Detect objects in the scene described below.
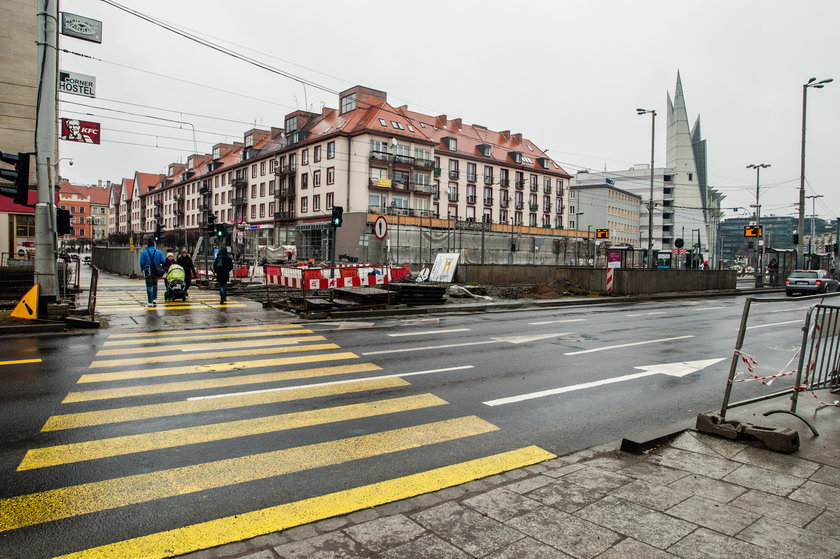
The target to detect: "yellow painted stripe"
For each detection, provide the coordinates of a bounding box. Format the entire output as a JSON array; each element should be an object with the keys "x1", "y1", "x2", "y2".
[
  {"x1": 107, "y1": 324, "x2": 301, "y2": 339},
  {"x1": 0, "y1": 359, "x2": 42, "y2": 366},
  {"x1": 21, "y1": 394, "x2": 447, "y2": 470},
  {"x1": 78, "y1": 353, "x2": 360, "y2": 384},
  {"x1": 103, "y1": 328, "x2": 311, "y2": 347},
  {"x1": 95, "y1": 335, "x2": 324, "y2": 356},
  {"x1": 51, "y1": 446, "x2": 554, "y2": 559},
  {"x1": 1, "y1": 416, "x2": 496, "y2": 532},
  {"x1": 65, "y1": 362, "x2": 381, "y2": 402},
  {"x1": 42, "y1": 377, "x2": 409, "y2": 431},
  {"x1": 89, "y1": 343, "x2": 342, "y2": 368}
]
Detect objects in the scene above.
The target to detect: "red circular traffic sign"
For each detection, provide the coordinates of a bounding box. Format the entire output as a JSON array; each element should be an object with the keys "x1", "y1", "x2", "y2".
[{"x1": 374, "y1": 216, "x2": 388, "y2": 239}]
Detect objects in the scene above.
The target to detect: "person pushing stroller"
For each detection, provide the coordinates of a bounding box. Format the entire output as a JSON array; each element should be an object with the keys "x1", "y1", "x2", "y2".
[{"x1": 163, "y1": 262, "x2": 188, "y2": 301}]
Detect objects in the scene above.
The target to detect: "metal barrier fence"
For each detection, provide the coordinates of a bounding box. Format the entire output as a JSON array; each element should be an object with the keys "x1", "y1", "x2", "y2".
[
  {"x1": 87, "y1": 265, "x2": 99, "y2": 319},
  {"x1": 720, "y1": 293, "x2": 840, "y2": 435}
]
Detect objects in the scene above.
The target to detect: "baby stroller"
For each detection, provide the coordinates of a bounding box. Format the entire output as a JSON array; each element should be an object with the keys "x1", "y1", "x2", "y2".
[{"x1": 164, "y1": 264, "x2": 188, "y2": 301}]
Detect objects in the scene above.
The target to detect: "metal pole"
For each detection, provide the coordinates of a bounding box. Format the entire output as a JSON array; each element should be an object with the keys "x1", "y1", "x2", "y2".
[
  {"x1": 480, "y1": 216, "x2": 485, "y2": 264},
  {"x1": 798, "y1": 84, "x2": 808, "y2": 270},
  {"x1": 648, "y1": 112, "x2": 656, "y2": 268},
  {"x1": 35, "y1": 0, "x2": 59, "y2": 301}
]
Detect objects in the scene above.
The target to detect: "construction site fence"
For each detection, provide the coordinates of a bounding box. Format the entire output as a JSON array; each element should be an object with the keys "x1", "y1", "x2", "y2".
[
  {"x1": 264, "y1": 264, "x2": 409, "y2": 290},
  {"x1": 720, "y1": 293, "x2": 840, "y2": 435}
]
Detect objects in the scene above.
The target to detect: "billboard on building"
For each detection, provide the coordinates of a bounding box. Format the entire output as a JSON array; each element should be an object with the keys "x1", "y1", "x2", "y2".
[
  {"x1": 60, "y1": 118, "x2": 100, "y2": 144},
  {"x1": 59, "y1": 71, "x2": 96, "y2": 98}
]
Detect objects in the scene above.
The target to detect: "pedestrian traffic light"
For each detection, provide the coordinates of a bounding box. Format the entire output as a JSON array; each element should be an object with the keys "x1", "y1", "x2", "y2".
[
  {"x1": 207, "y1": 213, "x2": 217, "y2": 228},
  {"x1": 0, "y1": 152, "x2": 32, "y2": 206},
  {"x1": 56, "y1": 208, "x2": 72, "y2": 235},
  {"x1": 792, "y1": 233, "x2": 799, "y2": 245},
  {"x1": 331, "y1": 206, "x2": 343, "y2": 227},
  {"x1": 215, "y1": 223, "x2": 225, "y2": 238},
  {"x1": 154, "y1": 223, "x2": 164, "y2": 242}
]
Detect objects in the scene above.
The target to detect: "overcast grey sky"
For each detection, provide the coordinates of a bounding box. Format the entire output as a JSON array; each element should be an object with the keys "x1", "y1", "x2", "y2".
[{"x1": 58, "y1": 0, "x2": 839, "y2": 223}]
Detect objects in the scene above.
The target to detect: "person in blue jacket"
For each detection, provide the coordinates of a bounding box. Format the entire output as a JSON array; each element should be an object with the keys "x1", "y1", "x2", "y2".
[{"x1": 139, "y1": 239, "x2": 166, "y2": 307}]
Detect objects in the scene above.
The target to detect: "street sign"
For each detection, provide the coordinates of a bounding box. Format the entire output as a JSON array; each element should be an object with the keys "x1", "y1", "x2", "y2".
[
  {"x1": 374, "y1": 216, "x2": 388, "y2": 239},
  {"x1": 744, "y1": 225, "x2": 763, "y2": 237},
  {"x1": 596, "y1": 229, "x2": 609, "y2": 239},
  {"x1": 59, "y1": 70, "x2": 96, "y2": 98},
  {"x1": 10, "y1": 284, "x2": 39, "y2": 320},
  {"x1": 60, "y1": 12, "x2": 103, "y2": 43}
]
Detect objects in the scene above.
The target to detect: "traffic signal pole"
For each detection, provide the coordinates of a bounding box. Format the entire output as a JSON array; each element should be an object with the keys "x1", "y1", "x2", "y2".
[{"x1": 35, "y1": 0, "x2": 59, "y2": 301}]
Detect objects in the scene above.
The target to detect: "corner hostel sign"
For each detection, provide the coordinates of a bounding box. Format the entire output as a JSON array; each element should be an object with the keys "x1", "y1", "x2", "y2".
[{"x1": 59, "y1": 71, "x2": 96, "y2": 98}]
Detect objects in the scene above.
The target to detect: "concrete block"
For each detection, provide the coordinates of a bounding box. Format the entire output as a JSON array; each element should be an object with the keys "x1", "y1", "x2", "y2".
[
  {"x1": 742, "y1": 424, "x2": 800, "y2": 453},
  {"x1": 695, "y1": 412, "x2": 740, "y2": 440}
]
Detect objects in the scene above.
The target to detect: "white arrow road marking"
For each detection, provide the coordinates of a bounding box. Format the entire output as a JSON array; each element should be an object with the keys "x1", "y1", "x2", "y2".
[
  {"x1": 564, "y1": 335, "x2": 694, "y2": 355},
  {"x1": 388, "y1": 328, "x2": 470, "y2": 337},
  {"x1": 624, "y1": 311, "x2": 666, "y2": 317},
  {"x1": 483, "y1": 358, "x2": 725, "y2": 406},
  {"x1": 363, "y1": 333, "x2": 572, "y2": 355},
  {"x1": 528, "y1": 318, "x2": 586, "y2": 326}
]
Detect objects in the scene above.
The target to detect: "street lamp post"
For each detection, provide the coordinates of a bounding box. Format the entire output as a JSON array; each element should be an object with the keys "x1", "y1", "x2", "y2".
[
  {"x1": 575, "y1": 212, "x2": 583, "y2": 266},
  {"x1": 587, "y1": 224, "x2": 593, "y2": 267},
  {"x1": 637, "y1": 108, "x2": 656, "y2": 269},
  {"x1": 798, "y1": 77, "x2": 833, "y2": 269},
  {"x1": 747, "y1": 163, "x2": 770, "y2": 287},
  {"x1": 805, "y1": 194, "x2": 824, "y2": 268}
]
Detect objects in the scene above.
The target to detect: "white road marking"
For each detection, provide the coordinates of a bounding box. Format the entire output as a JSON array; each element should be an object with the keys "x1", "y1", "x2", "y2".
[
  {"x1": 693, "y1": 306, "x2": 725, "y2": 311},
  {"x1": 363, "y1": 341, "x2": 494, "y2": 355},
  {"x1": 746, "y1": 319, "x2": 802, "y2": 330},
  {"x1": 188, "y1": 365, "x2": 475, "y2": 400},
  {"x1": 528, "y1": 318, "x2": 586, "y2": 325},
  {"x1": 484, "y1": 358, "x2": 724, "y2": 406},
  {"x1": 563, "y1": 335, "x2": 694, "y2": 356},
  {"x1": 624, "y1": 311, "x2": 666, "y2": 317},
  {"x1": 388, "y1": 328, "x2": 470, "y2": 337},
  {"x1": 769, "y1": 307, "x2": 813, "y2": 313}
]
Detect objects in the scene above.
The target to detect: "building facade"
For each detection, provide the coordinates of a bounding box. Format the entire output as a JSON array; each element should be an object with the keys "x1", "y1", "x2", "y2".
[{"x1": 567, "y1": 182, "x2": 641, "y2": 247}]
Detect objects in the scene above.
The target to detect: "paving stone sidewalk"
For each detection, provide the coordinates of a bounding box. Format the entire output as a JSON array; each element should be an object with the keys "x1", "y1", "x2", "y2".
[{"x1": 179, "y1": 406, "x2": 840, "y2": 559}]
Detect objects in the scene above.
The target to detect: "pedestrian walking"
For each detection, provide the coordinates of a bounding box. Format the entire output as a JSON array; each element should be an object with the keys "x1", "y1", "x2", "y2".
[
  {"x1": 213, "y1": 247, "x2": 234, "y2": 304},
  {"x1": 139, "y1": 239, "x2": 165, "y2": 307},
  {"x1": 177, "y1": 249, "x2": 198, "y2": 293},
  {"x1": 162, "y1": 252, "x2": 176, "y2": 273}
]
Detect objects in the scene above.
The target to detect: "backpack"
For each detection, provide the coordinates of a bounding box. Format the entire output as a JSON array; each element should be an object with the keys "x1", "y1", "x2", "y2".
[{"x1": 143, "y1": 248, "x2": 162, "y2": 278}]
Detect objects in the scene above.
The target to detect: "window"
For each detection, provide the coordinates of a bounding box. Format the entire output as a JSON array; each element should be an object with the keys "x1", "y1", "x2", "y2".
[
  {"x1": 466, "y1": 162, "x2": 477, "y2": 182},
  {"x1": 327, "y1": 141, "x2": 335, "y2": 159},
  {"x1": 260, "y1": 162, "x2": 266, "y2": 176},
  {"x1": 259, "y1": 203, "x2": 265, "y2": 218},
  {"x1": 391, "y1": 121, "x2": 404, "y2": 130},
  {"x1": 301, "y1": 173, "x2": 309, "y2": 189},
  {"x1": 340, "y1": 92, "x2": 356, "y2": 114},
  {"x1": 302, "y1": 149, "x2": 309, "y2": 165},
  {"x1": 444, "y1": 137, "x2": 457, "y2": 151},
  {"x1": 213, "y1": 146, "x2": 221, "y2": 159},
  {"x1": 448, "y1": 159, "x2": 459, "y2": 179},
  {"x1": 251, "y1": 206, "x2": 256, "y2": 219},
  {"x1": 371, "y1": 139, "x2": 389, "y2": 153},
  {"x1": 285, "y1": 116, "x2": 298, "y2": 131},
  {"x1": 260, "y1": 183, "x2": 265, "y2": 197},
  {"x1": 251, "y1": 184, "x2": 257, "y2": 198},
  {"x1": 314, "y1": 145, "x2": 322, "y2": 162},
  {"x1": 269, "y1": 180, "x2": 275, "y2": 195},
  {"x1": 252, "y1": 165, "x2": 257, "y2": 178},
  {"x1": 313, "y1": 195, "x2": 320, "y2": 211},
  {"x1": 378, "y1": 118, "x2": 387, "y2": 126},
  {"x1": 688, "y1": 173, "x2": 693, "y2": 181},
  {"x1": 327, "y1": 167, "x2": 335, "y2": 184},
  {"x1": 448, "y1": 182, "x2": 458, "y2": 202},
  {"x1": 301, "y1": 197, "x2": 308, "y2": 213},
  {"x1": 313, "y1": 170, "x2": 321, "y2": 187},
  {"x1": 326, "y1": 193, "x2": 334, "y2": 209}
]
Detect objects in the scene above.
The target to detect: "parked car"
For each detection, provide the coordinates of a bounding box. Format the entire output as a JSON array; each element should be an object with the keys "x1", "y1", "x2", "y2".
[{"x1": 785, "y1": 270, "x2": 839, "y2": 296}]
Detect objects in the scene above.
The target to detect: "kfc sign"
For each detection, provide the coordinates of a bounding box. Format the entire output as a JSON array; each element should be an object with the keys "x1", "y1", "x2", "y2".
[{"x1": 61, "y1": 118, "x2": 100, "y2": 144}]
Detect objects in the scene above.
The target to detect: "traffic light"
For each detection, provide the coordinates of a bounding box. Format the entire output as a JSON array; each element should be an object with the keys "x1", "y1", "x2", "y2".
[
  {"x1": 207, "y1": 213, "x2": 217, "y2": 228},
  {"x1": 792, "y1": 233, "x2": 799, "y2": 245},
  {"x1": 154, "y1": 223, "x2": 164, "y2": 242},
  {"x1": 56, "y1": 208, "x2": 72, "y2": 235},
  {"x1": 215, "y1": 223, "x2": 226, "y2": 238},
  {"x1": 331, "y1": 206, "x2": 343, "y2": 227},
  {"x1": 0, "y1": 152, "x2": 32, "y2": 205}
]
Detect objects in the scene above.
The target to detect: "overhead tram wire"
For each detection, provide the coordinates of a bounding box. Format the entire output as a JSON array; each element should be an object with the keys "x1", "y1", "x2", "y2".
[{"x1": 99, "y1": 0, "x2": 340, "y2": 96}]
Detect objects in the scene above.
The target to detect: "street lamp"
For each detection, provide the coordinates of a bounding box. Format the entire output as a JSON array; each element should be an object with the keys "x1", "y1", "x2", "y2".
[
  {"x1": 637, "y1": 108, "x2": 656, "y2": 268},
  {"x1": 798, "y1": 77, "x2": 832, "y2": 268},
  {"x1": 747, "y1": 163, "x2": 770, "y2": 287}
]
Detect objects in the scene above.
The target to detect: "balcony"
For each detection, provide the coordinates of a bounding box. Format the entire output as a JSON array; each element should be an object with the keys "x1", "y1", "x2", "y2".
[
  {"x1": 231, "y1": 196, "x2": 247, "y2": 205},
  {"x1": 530, "y1": 184, "x2": 539, "y2": 192},
  {"x1": 274, "y1": 211, "x2": 295, "y2": 222},
  {"x1": 154, "y1": 200, "x2": 162, "y2": 207},
  {"x1": 530, "y1": 204, "x2": 539, "y2": 211},
  {"x1": 199, "y1": 186, "x2": 211, "y2": 195},
  {"x1": 466, "y1": 195, "x2": 476, "y2": 204},
  {"x1": 556, "y1": 204, "x2": 565, "y2": 215},
  {"x1": 231, "y1": 177, "x2": 248, "y2": 188},
  {"x1": 500, "y1": 199, "x2": 509, "y2": 208},
  {"x1": 411, "y1": 182, "x2": 433, "y2": 194},
  {"x1": 433, "y1": 167, "x2": 442, "y2": 176},
  {"x1": 369, "y1": 177, "x2": 393, "y2": 190},
  {"x1": 174, "y1": 208, "x2": 184, "y2": 217},
  {"x1": 198, "y1": 203, "x2": 210, "y2": 212},
  {"x1": 483, "y1": 198, "x2": 494, "y2": 206},
  {"x1": 275, "y1": 187, "x2": 296, "y2": 197},
  {"x1": 556, "y1": 188, "x2": 565, "y2": 197},
  {"x1": 515, "y1": 180, "x2": 524, "y2": 190},
  {"x1": 415, "y1": 158, "x2": 435, "y2": 169},
  {"x1": 500, "y1": 178, "x2": 510, "y2": 187},
  {"x1": 515, "y1": 202, "x2": 524, "y2": 210},
  {"x1": 484, "y1": 176, "x2": 494, "y2": 186},
  {"x1": 448, "y1": 170, "x2": 460, "y2": 180},
  {"x1": 392, "y1": 181, "x2": 410, "y2": 191},
  {"x1": 466, "y1": 174, "x2": 477, "y2": 183},
  {"x1": 543, "y1": 203, "x2": 551, "y2": 213},
  {"x1": 275, "y1": 165, "x2": 296, "y2": 176},
  {"x1": 393, "y1": 154, "x2": 415, "y2": 166},
  {"x1": 448, "y1": 194, "x2": 459, "y2": 203},
  {"x1": 543, "y1": 185, "x2": 552, "y2": 194},
  {"x1": 369, "y1": 150, "x2": 393, "y2": 163}
]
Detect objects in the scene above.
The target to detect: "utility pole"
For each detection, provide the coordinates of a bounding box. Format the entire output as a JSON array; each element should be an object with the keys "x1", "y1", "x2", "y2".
[
  {"x1": 637, "y1": 108, "x2": 656, "y2": 268},
  {"x1": 805, "y1": 194, "x2": 823, "y2": 268},
  {"x1": 747, "y1": 164, "x2": 770, "y2": 287},
  {"x1": 35, "y1": 0, "x2": 59, "y2": 305}
]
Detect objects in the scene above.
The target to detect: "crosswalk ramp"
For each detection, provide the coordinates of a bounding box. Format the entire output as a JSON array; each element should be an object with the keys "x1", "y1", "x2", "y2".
[{"x1": 0, "y1": 324, "x2": 553, "y2": 559}]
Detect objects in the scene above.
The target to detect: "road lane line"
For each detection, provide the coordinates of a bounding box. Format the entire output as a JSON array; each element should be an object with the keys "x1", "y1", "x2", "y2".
[
  {"x1": 484, "y1": 371, "x2": 656, "y2": 406},
  {"x1": 21, "y1": 394, "x2": 448, "y2": 470},
  {"x1": 89, "y1": 343, "x2": 342, "y2": 368},
  {"x1": 78, "y1": 353, "x2": 361, "y2": 384},
  {"x1": 95, "y1": 335, "x2": 325, "y2": 356},
  {"x1": 387, "y1": 328, "x2": 470, "y2": 337},
  {"x1": 363, "y1": 340, "x2": 494, "y2": 355},
  {"x1": 623, "y1": 311, "x2": 666, "y2": 317},
  {"x1": 746, "y1": 319, "x2": 802, "y2": 330},
  {"x1": 107, "y1": 324, "x2": 301, "y2": 339},
  {"x1": 65, "y1": 363, "x2": 382, "y2": 403},
  {"x1": 0, "y1": 359, "x2": 42, "y2": 366},
  {"x1": 528, "y1": 318, "x2": 585, "y2": 325},
  {"x1": 42, "y1": 377, "x2": 409, "y2": 431},
  {"x1": 693, "y1": 306, "x2": 725, "y2": 310},
  {"x1": 188, "y1": 366, "x2": 475, "y2": 401},
  {"x1": 103, "y1": 328, "x2": 312, "y2": 346},
  {"x1": 563, "y1": 335, "x2": 694, "y2": 355},
  {"x1": 50, "y1": 446, "x2": 554, "y2": 559},
  {"x1": 1, "y1": 417, "x2": 497, "y2": 532}
]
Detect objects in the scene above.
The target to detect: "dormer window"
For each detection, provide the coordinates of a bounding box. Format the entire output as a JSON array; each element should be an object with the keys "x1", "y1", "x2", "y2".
[
  {"x1": 285, "y1": 116, "x2": 298, "y2": 132},
  {"x1": 536, "y1": 157, "x2": 549, "y2": 169},
  {"x1": 477, "y1": 144, "x2": 491, "y2": 157},
  {"x1": 244, "y1": 134, "x2": 253, "y2": 148},
  {"x1": 443, "y1": 137, "x2": 457, "y2": 151},
  {"x1": 509, "y1": 151, "x2": 523, "y2": 164},
  {"x1": 340, "y1": 92, "x2": 357, "y2": 114},
  {"x1": 213, "y1": 146, "x2": 221, "y2": 159}
]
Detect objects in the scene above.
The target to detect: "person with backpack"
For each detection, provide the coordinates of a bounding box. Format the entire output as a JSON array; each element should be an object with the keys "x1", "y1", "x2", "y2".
[
  {"x1": 139, "y1": 239, "x2": 166, "y2": 308},
  {"x1": 213, "y1": 247, "x2": 234, "y2": 304}
]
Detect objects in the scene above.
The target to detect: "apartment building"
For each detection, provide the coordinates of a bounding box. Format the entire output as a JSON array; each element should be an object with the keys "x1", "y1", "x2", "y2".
[{"x1": 568, "y1": 182, "x2": 641, "y2": 247}]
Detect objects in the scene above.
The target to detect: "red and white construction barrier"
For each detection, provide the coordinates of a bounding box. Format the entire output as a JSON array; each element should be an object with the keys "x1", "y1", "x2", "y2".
[
  {"x1": 264, "y1": 265, "x2": 409, "y2": 291},
  {"x1": 606, "y1": 268, "x2": 614, "y2": 294}
]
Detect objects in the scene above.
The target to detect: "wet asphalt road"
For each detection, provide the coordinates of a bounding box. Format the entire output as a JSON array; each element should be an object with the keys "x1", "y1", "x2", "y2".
[{"x1": 0, "y1": 283, "x2": 819, "y2": 558}]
